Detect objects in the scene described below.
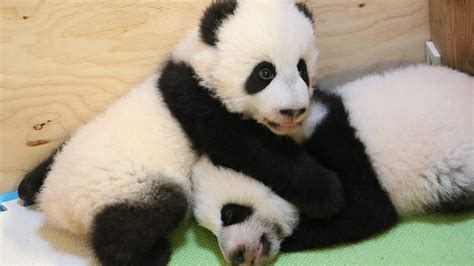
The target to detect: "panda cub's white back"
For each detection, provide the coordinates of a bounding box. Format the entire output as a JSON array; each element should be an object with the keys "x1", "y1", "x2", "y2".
[{"x1": 339, "y1": 65, "x2": 474, "y2": 215}]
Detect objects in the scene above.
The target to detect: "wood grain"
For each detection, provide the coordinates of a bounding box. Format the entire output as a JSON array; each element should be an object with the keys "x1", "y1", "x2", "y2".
[
  {"x1": 310, "y1": 0, "x2": 430, "y2": 87},
  {"x1": 430, "y1": 0, "x2": 473, "y2": 74},
  {"x1": 0, "y1": 0, "x2": 430, "y2": 192}
]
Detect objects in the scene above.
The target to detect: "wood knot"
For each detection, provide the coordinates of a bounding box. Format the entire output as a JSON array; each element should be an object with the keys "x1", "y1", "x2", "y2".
[
  {"x1": 358, "y1": 3, "x2": 365, "y2": 8},
  {"x1": 26, "y1": 140, "x2": 50, "y2": 147},
  {"x1": 22, "y1": 16, "x2": 29, "y2": 20},
  {"x1": 33, "y1": 120, "x2": 52, "y2": 130},
  {"x1": 33, "y1": 123, "x2": 44, "y2": 130}
]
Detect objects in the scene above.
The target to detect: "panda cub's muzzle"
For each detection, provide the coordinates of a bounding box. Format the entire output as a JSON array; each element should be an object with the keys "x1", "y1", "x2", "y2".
[
  {"x1": 264, "y1": 107, "x2": 307, "y2": 131},
  {"x1": 219, "y1": 203, "x2": 285, "y2": 266},
  {"x1": 230, "y1": 233, "x2": 271, "y2": 266}
]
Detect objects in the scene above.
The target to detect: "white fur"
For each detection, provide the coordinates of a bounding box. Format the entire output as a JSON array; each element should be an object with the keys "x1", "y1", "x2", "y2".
[
  {"x1": 338, "y1": 64, "x2": 474, "y2": 215},
  {"x1": 301, "y1": 100, "x2": 329, "y2": 138},
  {"x1": 192, "y1": 157, "x2": 298, "y2": 237},
  {"x1": 38, "y1": 75, "x2": 197, "y2": 234}
]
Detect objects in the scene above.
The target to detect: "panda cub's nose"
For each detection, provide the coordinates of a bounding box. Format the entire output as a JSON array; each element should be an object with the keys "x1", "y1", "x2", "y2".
[
  {"x1": 279, "y1": 108, "x2": 306, "y2": 118},
  {"x1": 231, "y1": 247, "x2": 246, "y2": 265}
]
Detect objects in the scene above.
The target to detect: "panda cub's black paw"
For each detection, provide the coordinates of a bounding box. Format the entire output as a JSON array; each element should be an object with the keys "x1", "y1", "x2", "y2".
[
  {"x1": 18, "y1": 175, "x2": 40, "y2": 206},
  {"x1": 299, "y1": 171, "x2": 345, "y2": 219}
]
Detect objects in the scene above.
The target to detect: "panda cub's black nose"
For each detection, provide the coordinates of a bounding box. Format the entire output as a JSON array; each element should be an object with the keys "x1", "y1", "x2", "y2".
[
  {"x1": 231, "y1": 248, "x2": 246, "y2": 265},
  {"x1": 279, "y1": 108, "x2": 306, "y2": 118}
]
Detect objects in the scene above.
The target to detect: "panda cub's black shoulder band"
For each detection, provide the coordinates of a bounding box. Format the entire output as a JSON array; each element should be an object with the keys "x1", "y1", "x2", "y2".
[
  {"x1": 295, "y1": 3, "x2": 314, "y2": 24},
  {"x1": 200, "y1": 0, "x2": 238, "y2": 46}
]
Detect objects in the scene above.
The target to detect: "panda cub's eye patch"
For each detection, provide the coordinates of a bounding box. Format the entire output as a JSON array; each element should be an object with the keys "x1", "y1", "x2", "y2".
[
  {"x1": 221, "y1": 203, "x2": 254, "y2": 226},
  {"x1": 297, "y1": 59, "x2": 309, "y2": 86},
  {"x1": 245, "y1": 61, "x2": 276, "y2": 94}
]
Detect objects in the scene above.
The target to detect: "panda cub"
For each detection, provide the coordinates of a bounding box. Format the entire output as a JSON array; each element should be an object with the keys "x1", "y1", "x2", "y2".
[
  {"x1": 192, "y1": 65, "x2": 474, "y2": 265},
  {"x1": 18, "y1": 1, "x2": 344, "y2": 265}
]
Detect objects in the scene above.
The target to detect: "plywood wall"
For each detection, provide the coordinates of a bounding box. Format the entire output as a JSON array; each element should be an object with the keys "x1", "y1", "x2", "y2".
[
  {"x1": 430, "y1": 0, "x2": 474, "y2": 74},
  {"x1": 0, "y1": 0, "x2": 430, "y2": 192}
]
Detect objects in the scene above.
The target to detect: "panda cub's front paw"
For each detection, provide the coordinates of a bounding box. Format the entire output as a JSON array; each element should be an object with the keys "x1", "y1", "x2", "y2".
[
  {"x1": 298, "y1": 171, "x2": 345, "y2": 219},
  {"x1": 18, "y1": 176, "x2": 38, "y2": 206}
]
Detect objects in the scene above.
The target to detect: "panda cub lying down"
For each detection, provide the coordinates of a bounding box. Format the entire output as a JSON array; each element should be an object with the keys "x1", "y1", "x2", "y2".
[
  {"x1": 192, "y1": 65, "x2": 474, "y2": 265},
  {"x1": 19, "y1": 1, "x2": 344, "y2": 265}
]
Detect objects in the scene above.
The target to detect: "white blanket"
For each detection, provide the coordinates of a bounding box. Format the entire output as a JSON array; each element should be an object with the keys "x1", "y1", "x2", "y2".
[{"x1": 0, "y1": 200, "x2": 97, "y2": 265}]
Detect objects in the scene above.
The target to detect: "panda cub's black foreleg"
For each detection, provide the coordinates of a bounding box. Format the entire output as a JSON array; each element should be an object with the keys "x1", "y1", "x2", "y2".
[
  {"x1": 159, "y1": 61, "x2": 345, "y2": 220},
  {"x1": 91, "y1": 181, "x2": 188, "y2": 266},
  {"x1": 281, "y1": 185, "x2": 399, "y2": 251},
  {"x1": 18, "y1": 150, "x2": 59, "y2": 206}
]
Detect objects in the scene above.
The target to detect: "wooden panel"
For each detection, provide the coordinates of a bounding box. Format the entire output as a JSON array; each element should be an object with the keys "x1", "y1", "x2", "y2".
[
  {"x1": 0, "y1": 0, "x2": 212, "y2": 192},
  {"x1": 309, "y1": 0, "x2": 430, "y2": 87},
  {"x1": 0, "y1": 0, "x2": 430, "y2": 192},
  {"x1": 430, "y1": 0, "x2": 474, "y2": 74}
]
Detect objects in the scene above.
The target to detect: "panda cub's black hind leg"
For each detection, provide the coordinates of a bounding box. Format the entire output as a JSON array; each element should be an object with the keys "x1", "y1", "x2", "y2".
[
  {"x1": 18, "y1": 151, "x2": 58, "y2": 206},
  {"x1": 91, "y1": 181, "x2": 189, "y2": 266}
]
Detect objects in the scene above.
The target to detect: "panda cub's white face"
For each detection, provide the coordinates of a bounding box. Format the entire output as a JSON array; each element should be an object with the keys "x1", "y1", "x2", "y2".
[
  {"x1": 176, "y1": 0, "x2": 318, "y2": 136},
  {"x1": 192, "y1": 157, "x2": 299, "y2": 265},
  {"x1": 212, "y1": 0, "x2": 318, "y2": 135}
]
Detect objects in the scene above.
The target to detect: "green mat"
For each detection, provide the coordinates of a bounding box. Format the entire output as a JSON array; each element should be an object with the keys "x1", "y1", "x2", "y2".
[{"x1": 169, "y1": 212, "x2": 474, "y2": 265}]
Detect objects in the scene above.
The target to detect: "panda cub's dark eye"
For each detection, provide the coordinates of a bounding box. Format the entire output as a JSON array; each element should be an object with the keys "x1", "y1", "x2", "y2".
[
  {"x1": 221, "y1": 203, "x2": 254, "y2": 226},
  {"x1": 245, "y1": 61, "x2": 276, "y2": 94},
  {"x1": 224, "y1": 209, "x2": 233, "y2": 223},
  {"x1": 259, "y1": 68, "x2": 274, "y2": 80},
  {"x1": 297, "y1": 59, "x2": 309, "y2": 86}
]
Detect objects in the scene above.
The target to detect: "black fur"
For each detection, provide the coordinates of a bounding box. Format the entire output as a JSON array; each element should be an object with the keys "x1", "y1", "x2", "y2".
[
  {"x1": 281, "y1": 89, "x2": 399, "y2": 251},
  {"x1": 297, "y1": 59, "x2": 309, "y2": 86},
  {"x1": 221, "y1": 203, "x2": 254, "y2": 226},
  {"x1": 436, "y1": 193, "x2": 474, "y2": 213},
  {"x1": 18, "y1": 148, "x2": 59, "y2": 206},
  {"x1": 245, "y1": 61, "x2": 276, "y2": 94},
  {"x1": 200, "y1": 0, "x2": 238, "y2": 46},
  {"x1": 295, "y1": 3, "x2": 314, "y2": 24},
  {"x1": 91, "y1": 181, "x2": 188, "y2": 266},
  {"x1": 158, "y1": 60, "x2": 344, "y2": 219}
]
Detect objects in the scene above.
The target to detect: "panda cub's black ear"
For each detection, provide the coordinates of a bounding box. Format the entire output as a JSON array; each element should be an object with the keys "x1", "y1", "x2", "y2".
[
  {"x1": 295, "y1": 2, "x2": 315, "y2": 24},
  {"x1": 200, "y1": 0, "x2": 238, "y2": 46}
]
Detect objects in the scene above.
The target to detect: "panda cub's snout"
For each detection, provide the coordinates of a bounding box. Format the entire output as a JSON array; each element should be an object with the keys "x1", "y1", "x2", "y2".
[
  {"x1": 219, "y1": 204, "x2": 283, "y2": 265},
  {"x1": 279, "y1": 107, "x2": 307, "y2": 119},
  {"x1": 229, "y1": 233, "x2": 271, "y2": 266}
]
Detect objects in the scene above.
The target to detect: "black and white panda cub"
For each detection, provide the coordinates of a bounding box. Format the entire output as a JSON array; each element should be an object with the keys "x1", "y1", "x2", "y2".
[
  {"x1": 192, "y1": 65, "x2": 474, "y2": 265},
  {"x1": 18, "y1": 0, "x2": 344, "y2": 265}
]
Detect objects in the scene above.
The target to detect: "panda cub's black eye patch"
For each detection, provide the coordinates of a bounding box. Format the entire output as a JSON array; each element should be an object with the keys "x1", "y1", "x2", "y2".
[
  {"x1": 221, "y1": 203, "x2": 254, "y2": 226},
  {"x1": 245, "y1": 61, "x2": 276, "y2": 94},
  {"x1": 297, "y1": 59, "x2": 309, "y2": 86}
]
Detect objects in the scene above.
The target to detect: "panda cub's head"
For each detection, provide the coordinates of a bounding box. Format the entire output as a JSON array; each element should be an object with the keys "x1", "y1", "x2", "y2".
[
  {"x1": 174, "y1": 0, "x2": 318, "y2": 135},
  {"x1": 192, "y1": 157, "x2": 299, "y2": 265}
]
